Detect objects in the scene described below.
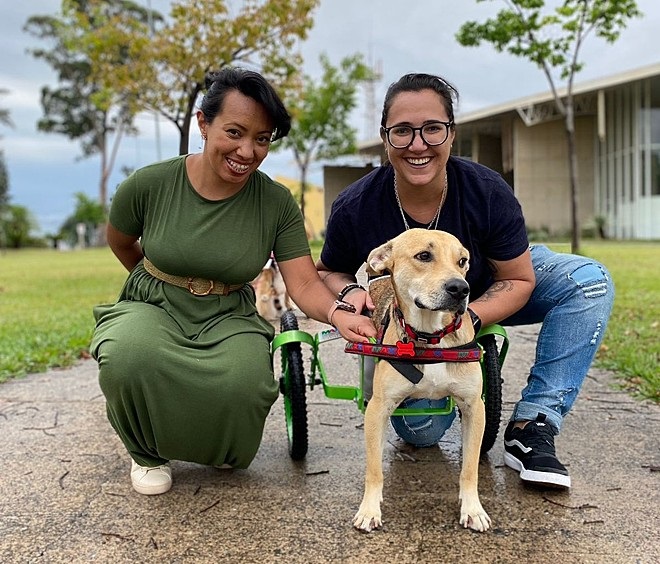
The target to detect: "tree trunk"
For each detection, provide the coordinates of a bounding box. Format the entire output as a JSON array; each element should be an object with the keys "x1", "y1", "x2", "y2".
[
  {"x1": 179, "y1": 119, "x2": 189, "y2": 156},
  {"x1": 97, "y1": 134, "x2": 109, "y2": 247},
  {"x1": 179, "y1": 85, "x2": 203, "y2": 156},
  {"x1": 565, "y1": 100, "x2": 580, "y2": 255},
  {"x1": 299, "y1": 165, "x2": 307, "y2": 220},
  {"x1": 99, "y1": 135, "x2": 108, "y2": 212}
]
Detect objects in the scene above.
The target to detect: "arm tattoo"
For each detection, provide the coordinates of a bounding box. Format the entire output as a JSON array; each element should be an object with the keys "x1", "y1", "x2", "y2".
[{"x1": 474, "y1": 280, "x2": 515, "y2": 303}]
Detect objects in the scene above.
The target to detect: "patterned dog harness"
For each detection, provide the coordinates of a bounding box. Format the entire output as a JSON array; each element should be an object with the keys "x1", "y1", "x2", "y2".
[{"x1": 345, "y1": 307, "x2": 482, "y2": 384}]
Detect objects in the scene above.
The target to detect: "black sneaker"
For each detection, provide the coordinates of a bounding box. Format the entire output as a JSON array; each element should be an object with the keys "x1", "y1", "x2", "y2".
[{"x1": 504, "y1": 414, "x2": 571, "y2": 488}]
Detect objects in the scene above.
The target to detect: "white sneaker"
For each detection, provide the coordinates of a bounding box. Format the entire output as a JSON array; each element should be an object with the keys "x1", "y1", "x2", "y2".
[{"x1": 130, "y1": 460, "x2": 172, "y2": 495}]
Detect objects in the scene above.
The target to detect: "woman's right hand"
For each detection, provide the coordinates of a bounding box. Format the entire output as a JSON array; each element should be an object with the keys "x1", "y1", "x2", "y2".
[{"x1": 343, "y1": 287, "x2": 372, "y2": 316}]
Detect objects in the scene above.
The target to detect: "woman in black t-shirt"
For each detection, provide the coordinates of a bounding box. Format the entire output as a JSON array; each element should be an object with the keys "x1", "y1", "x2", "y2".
[{"x1": 318, "y1": 73, "x2": 615, "y2": 490}]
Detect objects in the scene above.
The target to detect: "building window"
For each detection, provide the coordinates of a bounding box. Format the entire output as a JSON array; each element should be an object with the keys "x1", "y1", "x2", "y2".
[
  {"x1": 651, "y1": 147, "x2": 660, "y2": 196},
  {"x1": 640, "y1": 106, "x2": 660, "y2": 196},
  {"x1": 651, "y1": 108, "x2": 660, "y2": 196}
]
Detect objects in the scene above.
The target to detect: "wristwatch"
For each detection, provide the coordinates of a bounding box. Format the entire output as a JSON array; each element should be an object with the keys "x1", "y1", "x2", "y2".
[{"x1": 327, "y1": 299, "x2": 357, "y2": 326}]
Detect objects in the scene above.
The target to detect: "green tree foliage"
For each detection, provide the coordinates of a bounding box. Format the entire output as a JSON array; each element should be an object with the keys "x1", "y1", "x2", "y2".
[
  {"x1": 456, "y1": 0, "x2": 641, "y2": 253},
  {"x1": 58, "y1": 192, "x2": 107, "y2": 247},
  {"x1": 83, "y1": 0, "x2": 320, "y2": 155},
  {"x1": 0, "y1": 151, "x2": 9, "y2": 248},
  {"x1": 0, "y1": 88, "x2": 12, "y2": 131},
  {"x1": 278, "y1": 53, "x2": 372, "y2": 218},
  {"x1": 0, "y1": 89, "x2": 12, "y2": 247},
  {"x1": 23, "y1": 0, "x2": 157, "y2": 211},
  {"x1": 0, "y1": 150, "x2": 8, "y2": 210},
  {"x1": 2, "y1": 205, "x2": 37, "y2": 249},
  {"x1": 0, "y1": 88, "x2": 12, "y2": 207}
]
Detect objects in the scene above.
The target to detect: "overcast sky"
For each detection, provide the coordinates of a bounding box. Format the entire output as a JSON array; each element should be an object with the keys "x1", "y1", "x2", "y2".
[{"x1": 2, "y1": 0, "x2": 659, "y2": 235}]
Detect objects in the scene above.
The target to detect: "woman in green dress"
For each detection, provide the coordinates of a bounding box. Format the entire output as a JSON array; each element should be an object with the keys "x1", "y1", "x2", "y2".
[{"x1": 91, "y1": 68, "x2": 375, "y2": 495}]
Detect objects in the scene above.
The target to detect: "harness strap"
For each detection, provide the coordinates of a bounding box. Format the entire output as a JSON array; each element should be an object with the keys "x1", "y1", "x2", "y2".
[
  {"x1": 388, "y1": 360, "x2": 424, "y2": 384},
  {"x1": 344, "y1": 340, "x2": 482, "y2": 362},
  {"x1": 354, "y1": 286, "x2": 480, "y2": 384}
]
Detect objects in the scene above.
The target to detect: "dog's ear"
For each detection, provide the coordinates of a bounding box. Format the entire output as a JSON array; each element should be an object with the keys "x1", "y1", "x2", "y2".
[{"x1": 366, "y1": 241, "x2": 393, "y2": 275}]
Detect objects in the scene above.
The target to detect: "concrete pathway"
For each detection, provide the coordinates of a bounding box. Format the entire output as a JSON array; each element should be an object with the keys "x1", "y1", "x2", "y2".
[{"x1": 1, "y1": 318, "x2": 659, "y2": 563}]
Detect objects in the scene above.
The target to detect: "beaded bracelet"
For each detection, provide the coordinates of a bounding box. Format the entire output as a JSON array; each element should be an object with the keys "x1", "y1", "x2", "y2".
[{"x1": 337, "y1": 283, "x2": 366, "y2": 301}]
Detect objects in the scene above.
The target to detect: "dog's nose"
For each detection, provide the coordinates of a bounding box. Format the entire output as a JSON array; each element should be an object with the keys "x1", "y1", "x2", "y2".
[{"x1": 445, "y1": 278, "x2": 470, "y2": 300}]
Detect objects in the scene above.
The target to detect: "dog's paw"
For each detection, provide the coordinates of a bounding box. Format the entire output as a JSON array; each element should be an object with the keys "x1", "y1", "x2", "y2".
[
  {"x1": 459, "y1": 504, "x2": 491, "y2": 533},
  {"x1": 353, "y1": 507, "x2": 382, "y2": 533}
]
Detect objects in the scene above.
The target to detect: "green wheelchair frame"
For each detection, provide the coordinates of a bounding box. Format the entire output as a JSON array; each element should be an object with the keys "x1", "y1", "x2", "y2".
[{"x1": 272, "y1": 310, "x2": 509, "y2": 461}]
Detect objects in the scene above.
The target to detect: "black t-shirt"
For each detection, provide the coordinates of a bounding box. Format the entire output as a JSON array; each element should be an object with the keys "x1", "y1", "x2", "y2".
[{"x1": 320, "y1": 156, "x2": 529, "y2": 300}]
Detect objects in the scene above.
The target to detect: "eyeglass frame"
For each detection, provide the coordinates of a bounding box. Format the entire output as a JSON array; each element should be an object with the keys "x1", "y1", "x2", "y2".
[{"x1": 381, "y1": 120, "x2": 454, "y2": 149}]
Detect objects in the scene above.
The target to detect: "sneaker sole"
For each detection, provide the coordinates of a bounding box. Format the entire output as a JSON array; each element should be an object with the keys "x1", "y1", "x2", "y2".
[
  {"x1": 131, "y1": 479, "x2": 172, "y2": 495},
  {"x1": 130, "y1": 462, "x2": 173, "y2": 495},
  {"x1": 504, "y1": 452, "x2": 571, "y2": 488}
]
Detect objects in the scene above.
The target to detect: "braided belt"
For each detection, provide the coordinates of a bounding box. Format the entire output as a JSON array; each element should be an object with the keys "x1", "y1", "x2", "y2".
[{"x1": 143, "y1": 258, "x2": 244, "y2": 296}]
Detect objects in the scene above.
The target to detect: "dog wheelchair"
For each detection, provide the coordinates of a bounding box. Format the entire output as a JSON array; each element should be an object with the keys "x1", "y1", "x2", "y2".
[{"x1": 272, "y1": 310, "x2": 509, "y2": 461}]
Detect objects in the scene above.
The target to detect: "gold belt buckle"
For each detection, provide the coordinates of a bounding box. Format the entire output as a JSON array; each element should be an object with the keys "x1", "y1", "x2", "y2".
[{"x1": 187, "y1": 277, "x2": 214, "y2": 296}]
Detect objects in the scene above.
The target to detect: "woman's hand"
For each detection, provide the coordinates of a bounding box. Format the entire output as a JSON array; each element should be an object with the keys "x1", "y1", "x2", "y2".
[
  {"x1": 279, "y1": 256, "x2": 376, "y2": 341},
  {"x1": 341, "y1": 287, "x2": 372, "y2": 316},
  {"x1": 330, "y1": 309, "x2": 376, "y2": 342}
]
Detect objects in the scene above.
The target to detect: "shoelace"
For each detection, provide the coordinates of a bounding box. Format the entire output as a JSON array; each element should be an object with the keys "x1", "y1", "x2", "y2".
[{"x1": 517, "y1": 423, "x2": 556, "y2": 454}]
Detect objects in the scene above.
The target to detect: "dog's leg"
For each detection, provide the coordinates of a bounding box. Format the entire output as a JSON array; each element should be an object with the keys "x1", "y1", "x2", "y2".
[
  {"x1": 455, "y1": 392, "x2": 491, "y2": 532},
  {"x1": 353, "y1": 397, "x2": 391, "y2": 532}
]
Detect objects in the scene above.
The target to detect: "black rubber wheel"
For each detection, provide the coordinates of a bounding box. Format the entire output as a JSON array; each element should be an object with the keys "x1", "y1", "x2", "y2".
[
  {"x1": 279, "y1": 311, "x2": 308, "y2": 460},
  {"x1": 478, "y1": 334, "x2": 503, "y2": 455}
]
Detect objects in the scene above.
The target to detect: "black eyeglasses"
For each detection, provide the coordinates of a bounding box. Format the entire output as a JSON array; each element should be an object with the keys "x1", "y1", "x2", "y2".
[{"x1": 382, "y1": 120, "x2": 453, "y2": 149}]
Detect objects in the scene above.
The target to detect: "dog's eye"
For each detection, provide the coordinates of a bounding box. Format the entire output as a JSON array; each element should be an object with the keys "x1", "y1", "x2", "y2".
[
  {"x1": 415, "y1": 251, "x2": 432, "y2": 262},
  {"x1": 458, "y1": 257, "x2": 468, "y2": 268}
]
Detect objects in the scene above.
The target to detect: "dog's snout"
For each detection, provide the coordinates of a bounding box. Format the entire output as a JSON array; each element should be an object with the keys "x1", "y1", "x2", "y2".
[{"x1": 445, "y1": 278, "x2": 470, "y2": 300}]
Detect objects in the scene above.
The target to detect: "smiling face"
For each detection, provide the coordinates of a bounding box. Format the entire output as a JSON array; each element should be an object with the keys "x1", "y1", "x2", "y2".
[
  {"x1": 197, "y1": 89, "x2": 274, "y2": 189},
  {"x1": 381, "y1": 89, "x2": 455, "y2": 188}
]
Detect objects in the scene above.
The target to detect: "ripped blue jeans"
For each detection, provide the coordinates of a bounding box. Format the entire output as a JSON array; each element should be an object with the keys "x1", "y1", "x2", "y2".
[{"x1": 391, "y1": 244, "x2": 615, "y2": 445}]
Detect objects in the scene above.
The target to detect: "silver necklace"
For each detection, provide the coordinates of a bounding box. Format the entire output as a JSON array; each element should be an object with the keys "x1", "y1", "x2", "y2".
[{"x1": 394, "y1": 171, "x2": 448, "y2": 231}]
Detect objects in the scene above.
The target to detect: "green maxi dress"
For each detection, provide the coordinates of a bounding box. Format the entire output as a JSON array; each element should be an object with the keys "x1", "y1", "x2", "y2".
[{"x1": 90, "y1": 156, "x2": 310, "y2": 469}]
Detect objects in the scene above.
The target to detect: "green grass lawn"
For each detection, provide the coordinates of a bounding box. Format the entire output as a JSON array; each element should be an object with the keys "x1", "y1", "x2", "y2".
[
  {"x1": 572, "y1": 241, "x2": 659, "y2": 402},
  {"x1": 0, "y1": 248, "x2": 127, "y2": 381},
  {"x1": 1, "y1": 241, "x2": 658, "y2": 403}
]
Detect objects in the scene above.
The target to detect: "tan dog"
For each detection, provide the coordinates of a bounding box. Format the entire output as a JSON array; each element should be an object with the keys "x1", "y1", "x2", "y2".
[
  {"x1": 252, "y1": 258, "x2": 292, "y2": 320},
  {"x1": 353, "y1": 228, "x2": 490, "y2": 533}
]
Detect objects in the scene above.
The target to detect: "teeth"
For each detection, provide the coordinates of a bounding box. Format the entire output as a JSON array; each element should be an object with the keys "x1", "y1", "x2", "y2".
[
  {"x1": 407, "y1": 157, "x2": 431, "y2": 165},
  {"x1": 227, "y1": 158, "x2": 249, "y2": 173}
]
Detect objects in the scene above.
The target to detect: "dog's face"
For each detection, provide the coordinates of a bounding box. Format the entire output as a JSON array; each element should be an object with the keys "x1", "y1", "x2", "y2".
[{"x1": 367, "y1": 229, "x2": 471, "y2": 317}]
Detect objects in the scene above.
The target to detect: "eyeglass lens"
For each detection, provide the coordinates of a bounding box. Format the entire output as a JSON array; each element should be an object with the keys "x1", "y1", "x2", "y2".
[{"x1": 387, "y1": 122, "x2": 449, "y2": 148}]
